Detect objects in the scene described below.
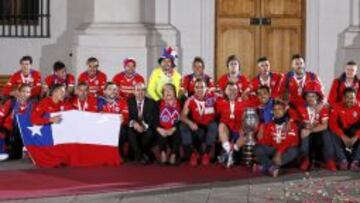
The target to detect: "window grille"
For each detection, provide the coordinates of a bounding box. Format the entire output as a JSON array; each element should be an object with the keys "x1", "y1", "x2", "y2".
[{"x1": 0, "y1": 0, "x2": 50, "y2": 38}]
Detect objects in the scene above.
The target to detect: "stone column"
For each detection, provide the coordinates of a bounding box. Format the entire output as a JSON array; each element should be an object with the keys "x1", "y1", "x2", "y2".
[
  {"x1": 144, "y1": 0, "x2": 181, "y2": 74},
  {"x1": 350, "y1": 0, "x2": 360, "y2": 27},
  {"x1": 72, "y1": 0, "x2": 149, "y2": 79},
  {"x1": 72, "y1": 0, "x2": 181, "y2": 79},
  {"x1": 342, "y1": 0, "x2": 360, "y2": 64}
]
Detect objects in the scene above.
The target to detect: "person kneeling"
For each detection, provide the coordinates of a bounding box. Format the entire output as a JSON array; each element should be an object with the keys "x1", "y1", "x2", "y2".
[
  {"x1": 253, "y1": 100, "x2": 299, "y2": 177},
  {"x1": 329, "y1": 87, "x2": 360, "y2": 171},
  {"x1": 295, "y1": 82, "x2": 336, "y2": 171},
  {"x1": 180, "y1": 79, "x2": 218, "y2": 166},
  {"x1": 217, "y1": 82, "x2": 249, "y2": 168}
]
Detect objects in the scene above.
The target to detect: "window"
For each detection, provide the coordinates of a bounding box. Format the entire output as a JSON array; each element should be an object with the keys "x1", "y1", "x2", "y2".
[{"x1": 0, "y1": 0, "x2": 50, "y2": 38}]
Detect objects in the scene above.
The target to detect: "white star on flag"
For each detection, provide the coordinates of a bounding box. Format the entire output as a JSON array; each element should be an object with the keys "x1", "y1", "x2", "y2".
[{"x1": 27, "y1": 125, "x2": 43, "y2": 137}]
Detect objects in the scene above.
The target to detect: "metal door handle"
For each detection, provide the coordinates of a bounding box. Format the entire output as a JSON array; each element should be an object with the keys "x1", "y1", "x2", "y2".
[
  {"x1": 250, "y1": 18, "x2": 261, "y2": 25},
  {"x1": 262, "y1": 18, "x2": 271, "y2": 25}
]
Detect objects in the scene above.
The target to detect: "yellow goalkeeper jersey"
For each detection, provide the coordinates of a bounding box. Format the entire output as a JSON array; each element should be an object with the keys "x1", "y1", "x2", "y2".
[{"x1": 147, "y1": 67, "x2": 181, "y2": 101}]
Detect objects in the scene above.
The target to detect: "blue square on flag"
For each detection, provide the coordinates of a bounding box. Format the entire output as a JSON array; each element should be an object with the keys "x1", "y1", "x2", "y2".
[{"x1": 17, "y1": 113, "x2": 54, "y2": 146}]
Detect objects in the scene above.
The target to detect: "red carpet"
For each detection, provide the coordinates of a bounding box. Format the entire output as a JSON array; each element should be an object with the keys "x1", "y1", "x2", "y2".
[{"x1": 0, "y1": 164, "x2": 259, "y2": 201}]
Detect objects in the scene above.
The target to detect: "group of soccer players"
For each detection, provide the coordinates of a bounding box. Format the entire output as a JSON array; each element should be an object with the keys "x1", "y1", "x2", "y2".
[{"x1": 0, "y1": 47, "x2": 360, "y2": 177}]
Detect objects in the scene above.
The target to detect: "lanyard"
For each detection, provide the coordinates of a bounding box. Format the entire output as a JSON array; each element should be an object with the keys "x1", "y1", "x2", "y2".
[
  {"x1": 88, "y1": 74, "x2": 98, "y2": 83},
  {"x1": 20, "y1": 72, "x2": 33, "y2": 84},
  {"x1": 259, "y1": 74, "x2": 271, "y2": 87},
  {"x1": 77, "y1": 99, "x2": 88, "y2": 111},
  {"x1": 344, "y1": 79, "x2": 354, "y2": 88},
  {"x1": 230, "y1": 100, "x2": 235, "y2": 119},
  {"x1": 307, "y1": 106, "x2": 316, "y2": 124},
  {"x1": 294, "y1": 75, "x2": 306, "y2": 95},
  {"x1": 195, "y1": 99, "x2": 205, "y2": 116}
]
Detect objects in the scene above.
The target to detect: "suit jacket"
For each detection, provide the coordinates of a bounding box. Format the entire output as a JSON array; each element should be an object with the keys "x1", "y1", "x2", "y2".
[{"x1": 128, "y1": 97, "x2": 158, "y2": 130}]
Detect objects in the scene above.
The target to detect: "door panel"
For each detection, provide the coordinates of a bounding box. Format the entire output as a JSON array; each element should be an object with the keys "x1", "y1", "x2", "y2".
[
  {"x1": 261, "y1": 19, "x2": 303, "y2": 73},
  {"x1": 217, "y1": 19, "x2": 260, "y2": 77},
  {"x1": 216, "y1": 0, "x2": 305, "y2": 79},
  {"x1": 218, "y1": 0, "x2": 258, "y2": 18},
  {"x1": 261, "y1": 0, "x2": 303, "y2": 18}
]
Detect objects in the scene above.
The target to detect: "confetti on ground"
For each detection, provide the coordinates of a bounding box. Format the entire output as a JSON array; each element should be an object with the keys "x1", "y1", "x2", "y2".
[
  {"x1": 269, "y1": 174, "x2": 360, "y2": 203},
  {"x1": 264, "y1": 173, "x2": 360, "y2": 202}
]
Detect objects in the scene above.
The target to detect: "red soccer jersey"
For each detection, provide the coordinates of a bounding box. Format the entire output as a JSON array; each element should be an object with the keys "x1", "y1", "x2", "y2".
[
  {"x1": 44, "y1": 73, "x2": 75, "y2": 89},
  {"x1": 158, "y1": 99, "x2": 181, "y2": 129},
  {"x1": 3, "y1": 70, "x2": 42, "y2": 98},
  {"x1": 185, "y1": 93, "x2": 217, "y2": 126},
  {"x1": 258, "y1": 121, "x2": 299, "y2": 154},
  {"x1": 279, "y1": 72, "x2": 324, "y2": 108},
  {"x1": 78, "y1": 71, "x2": 107, "y2": 98},
  {"x1": 0, "y1": 99, "x2": 34, "y2": 131},
  {"x1": 328, "y1": 76, "x2": 360, "y2": 107},
  {"x1": 217, "y1": 74, "x2": 250, "y2": 97},
  {"x1": 244, "y1": 96, "x2": 261, "y2": 108},
  {"x1": 98, "y1": 98, "x2": 129, "y2": 124},
  {"x1": 294, "y1": 105, "x2": 329, "y2": 125},
  {"x1": 216, "y1": 97, "x2": 247, "y2": 132},
  {"x1": 68, "y1": 96, "x2": 98, "y2": 112},
  {"x1": 329, "y1": 103, "x2": 360, "y2": 138},
  {"x1": 0, "y1": 99, "x2": 14, "y2": 125},
  {"x1": 31, "y1": 97, "x2": 70, "y2": 125},
  {"x1": 181, "y1": 74, "x2": 216, "y2": 96},
  {"x1": 250, "y1": 72, "x2": 283, "y2": 98},
  {"x1": 112, "y1": 72, "x2": 145, "y2": 99}
]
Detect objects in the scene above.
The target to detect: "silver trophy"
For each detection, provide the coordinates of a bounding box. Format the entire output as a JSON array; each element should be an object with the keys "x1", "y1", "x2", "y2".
[{"x1": 240, "y1": 108, "x2": 259, "y2": 166}]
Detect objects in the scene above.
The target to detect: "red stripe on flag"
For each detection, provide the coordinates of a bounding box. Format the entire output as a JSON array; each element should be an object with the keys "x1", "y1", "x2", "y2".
[{"x1": 26, "y1": 144, "x2": 122, "y2": 168}]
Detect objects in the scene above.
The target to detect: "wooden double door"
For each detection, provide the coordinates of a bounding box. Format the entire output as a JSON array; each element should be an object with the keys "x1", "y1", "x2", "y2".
[{"x1": 216, "y1": 0, "x2": 305, "y2": 78}]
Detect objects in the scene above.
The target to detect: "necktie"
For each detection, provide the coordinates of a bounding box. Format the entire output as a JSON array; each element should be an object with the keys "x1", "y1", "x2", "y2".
[{"x1": 137, "y1": 101, "x2": 143, "y2": 121}]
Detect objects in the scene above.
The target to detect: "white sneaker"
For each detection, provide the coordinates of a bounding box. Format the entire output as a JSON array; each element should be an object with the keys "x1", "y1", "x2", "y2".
[
  {"x1": 226, "y1": 150, "x2": 234, "y2": 168},
  {"x1": 0, "y1": 153, "x2": 9, "y2": 161}
]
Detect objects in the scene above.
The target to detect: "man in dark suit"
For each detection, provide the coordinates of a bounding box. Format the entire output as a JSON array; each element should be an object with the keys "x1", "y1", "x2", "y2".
[{"x1": 128, "y1": 83, "x2": 157, "y2": 164}]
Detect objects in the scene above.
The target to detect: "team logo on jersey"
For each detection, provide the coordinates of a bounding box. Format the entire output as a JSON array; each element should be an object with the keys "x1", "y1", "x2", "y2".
[
  {"x1": 161, "y1": 115, "x2": 170, "y2": 122},
  {"x1": 160, "y1": 107, "x2": 179, "y2": 124},
  {"x1": 115, "y1": 107, "x2": 120, "y2": 112},
  {"x1": 205, "y1": 97, "x2": 215, "y2": 106},
  {"x1": 273, "y1": 124, "x2": 286, "y2": 144},
  {"x1": 271, "y1": 81, "x2": 276, "y2": 86},
  {"x1": 353, "y1": 112, "x2": 358, "y2": 118},
  {"x1": 95, "y1": 80, "x2": 99, "y2": 85}
]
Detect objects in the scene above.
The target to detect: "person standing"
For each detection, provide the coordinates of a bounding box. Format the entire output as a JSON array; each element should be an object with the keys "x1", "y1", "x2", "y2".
[
  {"x1": 217, "y1": 55, "x2": 250, "y2": 99},
  {"x1": 3, "y1": 56, "x2": 42, "y2": 100},
  {"x1": 328, "y1": 61, "x2": 360, "y2": 107},
  {"x1": 147, "y1": 47, "x2": 181, "y2": 101},
  {"x1": 78, "y1": 57, "x2": 107, "y2": 98},
  {"x1": 112, "y1": 57, "x2": 145, "y2": 99}
]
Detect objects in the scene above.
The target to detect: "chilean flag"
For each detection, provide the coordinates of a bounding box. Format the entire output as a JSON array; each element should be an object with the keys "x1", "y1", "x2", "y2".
[{"x1": 17, "y1": 110, "x2": 122, "y2": 168}]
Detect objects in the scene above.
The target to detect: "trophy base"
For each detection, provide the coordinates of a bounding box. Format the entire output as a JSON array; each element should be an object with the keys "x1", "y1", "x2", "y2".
[
  {"x1": 240, "y1": 144, "x2": 255, "y2": 167},
  {"x1": 240, "y1": 157, "x2": 255, "y2": 167}
]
